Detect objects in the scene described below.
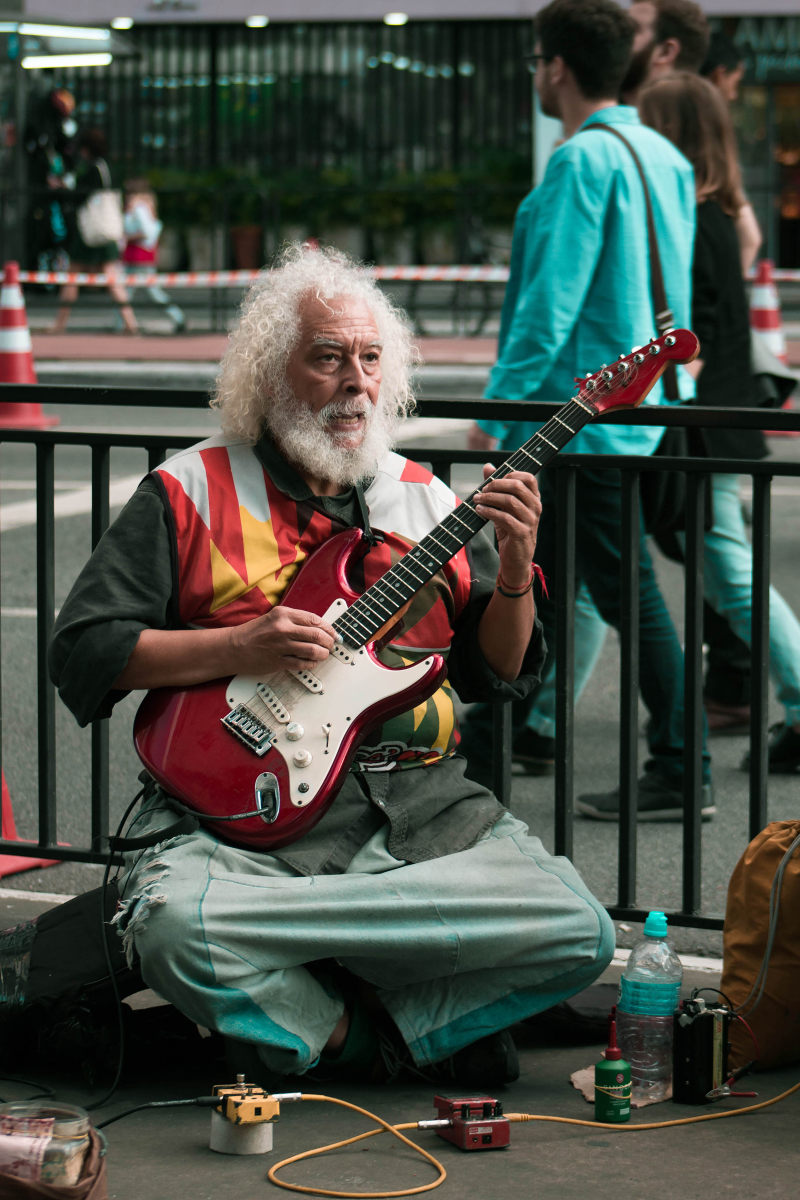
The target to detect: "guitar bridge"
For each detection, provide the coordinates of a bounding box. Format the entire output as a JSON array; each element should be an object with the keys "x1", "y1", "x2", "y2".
[{"x1": 221, "y1": 703, "x2": 275, "y2": 755}]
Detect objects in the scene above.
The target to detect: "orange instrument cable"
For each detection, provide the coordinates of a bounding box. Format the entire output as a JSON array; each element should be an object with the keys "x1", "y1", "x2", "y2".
[{"x1": 266, "y1": 1081, "x2": 800, "y2": 1198}]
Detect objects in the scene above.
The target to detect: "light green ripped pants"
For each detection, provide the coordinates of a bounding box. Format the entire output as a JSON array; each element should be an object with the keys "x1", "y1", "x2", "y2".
[{"x1": 116, "y1": 812, "x2": 614, "y2": 1075}]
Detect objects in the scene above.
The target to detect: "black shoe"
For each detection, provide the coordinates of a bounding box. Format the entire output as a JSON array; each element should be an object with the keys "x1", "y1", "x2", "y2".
[
  {"x1": 447, "y1": 1030, "x2": 520, "y2": 1087},
  {"x1": 740, "y1": 723, "x2": 800, "y2": 774},
  {"x1": 576, "y1": 773, "x2": 715, "y2": 822},
  {"x1": 378, "y1": 1027, "x2": 519, "y2": 1088},
  {"x1": 512, "y1": 728, "x2": 555, "y2": 775}
]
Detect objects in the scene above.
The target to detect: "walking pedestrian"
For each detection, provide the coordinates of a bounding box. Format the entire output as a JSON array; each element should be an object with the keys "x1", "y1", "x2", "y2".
[
  {"x1": 49, "y1": 129, "x2": 138, "y2": 335},
  {"x1": 639, "y1": 71, "x2": 800, "y2": 775},
  {"x1": 460, "y1": 0, "x2": 713, "y2": 820},
  {"x1": 121, "y1": 179, "x2": 185, "y2": 334}
]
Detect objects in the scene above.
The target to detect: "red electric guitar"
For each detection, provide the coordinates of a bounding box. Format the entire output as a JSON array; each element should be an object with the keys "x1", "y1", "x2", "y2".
[{"x1": 134, "y1": 328, "x2": 699, "y2": 849}]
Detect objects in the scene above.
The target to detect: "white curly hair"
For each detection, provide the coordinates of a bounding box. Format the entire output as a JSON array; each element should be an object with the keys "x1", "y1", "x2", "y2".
[{"x1": 211, "y1": 242, "x2": 418, "y2": 443}]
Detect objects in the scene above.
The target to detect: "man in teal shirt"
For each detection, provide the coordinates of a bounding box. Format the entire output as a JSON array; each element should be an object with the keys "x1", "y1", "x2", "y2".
[{"x1": 463, "y1": 0, "x2": 713, "y2": 819}]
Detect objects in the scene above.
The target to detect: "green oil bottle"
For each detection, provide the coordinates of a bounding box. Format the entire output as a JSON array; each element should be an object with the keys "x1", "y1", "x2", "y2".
[{"x1": 594, "y1": 1010, "x2": 631, "y2": 1123}]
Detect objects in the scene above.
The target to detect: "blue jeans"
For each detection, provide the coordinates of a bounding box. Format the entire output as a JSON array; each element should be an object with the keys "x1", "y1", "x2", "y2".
[
  {"x1": 693, "y1": 474, "x2": 800, "y2": 726},
  {"x1": 461, "y1": 466, "x2": 711, "y2": 783}
]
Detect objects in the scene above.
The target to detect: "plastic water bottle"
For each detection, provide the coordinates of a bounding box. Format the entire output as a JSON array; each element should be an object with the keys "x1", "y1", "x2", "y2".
[{"x1": 616, "y1": 911, "x2": 683, "y2": 1103}]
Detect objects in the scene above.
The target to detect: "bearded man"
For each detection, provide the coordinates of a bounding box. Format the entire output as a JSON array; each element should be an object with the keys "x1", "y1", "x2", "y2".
[
  {"x1": 620, "y1": 0, "x2": 709, "y2": 102},
  {"x1": 49, "y1": 244, "x2": 614, "y2": 1088}
]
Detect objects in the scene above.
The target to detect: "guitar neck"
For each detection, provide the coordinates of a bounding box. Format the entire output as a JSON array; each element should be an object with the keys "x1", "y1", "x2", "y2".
[{"x1": 332, "y1": 392, "x2": 598, "y2": 649}]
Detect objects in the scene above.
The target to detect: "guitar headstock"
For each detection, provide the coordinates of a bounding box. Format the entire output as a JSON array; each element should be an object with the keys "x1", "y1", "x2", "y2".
[{"x1": 577, "y1": 329, "x2": 700, "y2": 415}]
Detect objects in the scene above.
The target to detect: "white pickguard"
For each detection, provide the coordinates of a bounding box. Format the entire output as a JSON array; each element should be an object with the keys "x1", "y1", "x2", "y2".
[{"x1": 225, "y1": 598, "x2": 435, "y2": 809}]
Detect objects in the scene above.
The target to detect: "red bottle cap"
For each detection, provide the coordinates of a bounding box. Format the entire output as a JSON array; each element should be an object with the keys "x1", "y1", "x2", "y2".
[{"x1": 605, "y1": 1012, "x2": 623, "y2": 1061}]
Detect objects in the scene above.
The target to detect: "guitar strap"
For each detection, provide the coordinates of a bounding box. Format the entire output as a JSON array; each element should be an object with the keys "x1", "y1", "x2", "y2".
[
  {"x1": 355, "y1": 481, "x2": 384, "y2": 547},
  {"x1": 587, "y1": 123, "x2": 679, "y2": 401}
]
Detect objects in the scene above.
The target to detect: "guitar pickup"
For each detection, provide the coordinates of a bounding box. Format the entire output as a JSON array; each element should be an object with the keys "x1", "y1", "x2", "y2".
[
  {"x1": 291, "y1": 668, "x2": 324, "y2": 694},
  {"x1": 221, "y1": 704, "x2": 274, "y2": 755},
  {"x1": 255, "y1": 682, "x2": 290, "y2": 723},
  {"x1": 331, "y1": 643, "x2": 355, "y2": 665}
]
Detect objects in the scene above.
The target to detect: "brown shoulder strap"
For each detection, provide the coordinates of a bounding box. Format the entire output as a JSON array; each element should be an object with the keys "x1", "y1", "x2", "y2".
[{"x1": 588, "y1": 123, "x2": 679, "y2": 399}]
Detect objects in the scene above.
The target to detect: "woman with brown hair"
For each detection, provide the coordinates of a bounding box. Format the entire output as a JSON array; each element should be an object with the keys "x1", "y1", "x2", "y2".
[{"x1": 639, "y1": 71, "x2": 800, "y2": 774}]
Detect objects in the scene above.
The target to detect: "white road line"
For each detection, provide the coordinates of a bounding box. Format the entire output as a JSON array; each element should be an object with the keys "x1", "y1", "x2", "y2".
[{"x1": 0, "y1": 473, "x2": 143, "y2": 532}]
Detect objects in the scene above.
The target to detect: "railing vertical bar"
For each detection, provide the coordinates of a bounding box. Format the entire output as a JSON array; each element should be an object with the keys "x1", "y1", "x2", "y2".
[
  {"x1": 36, "y1": 442, "x2": 57, "y2": 845},
  {"x1": 90, "y1": 446, "x2": 112, "y2": 849},
  {"x1": 553, "y1": 466, "x2": 576, "y2": 861},
  {"x1": 487, "y1": 452, "x2": 511, "y2": 807},
  {"x1": 682, "y1": 471, "x2": 706, "y2": 915},
  {"x1": 147, "y1": 444, "x2": 165, "y2": 473},
  {"x1": 432, "y1": 461, "x2": 452, "y2": 488},
  {"x1": 618, "y1": 468, "x2": 640, "y2": 908},
  {"x1": 748, "y1": 473, "x2": 771, "y2": 837}
]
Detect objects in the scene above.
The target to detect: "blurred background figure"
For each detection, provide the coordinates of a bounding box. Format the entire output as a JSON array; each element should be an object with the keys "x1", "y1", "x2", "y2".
[
  {"x1": 120, "y1": 179, "x2": 185, "y2": 334},
  {"x1": 50, "y1": 128, "x2": 138, "y2": 335},
  {"x1": 24, "y1": 88, "x2": 77, "y2": 274},
  {"x1": 639, "y1": 70, "x2": 800, "y2": 775},
  {"x1": 621, "y1": 0, "x2": 710, "y2": 102},
  {"x1": 700, "y1": 29, "x2": 745, "y2": 103}
]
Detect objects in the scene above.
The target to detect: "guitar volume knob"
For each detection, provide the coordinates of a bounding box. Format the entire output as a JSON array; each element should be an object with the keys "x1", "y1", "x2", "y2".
[{"x1": 286, "y1": 722, "x2": 304, "y2": 741}]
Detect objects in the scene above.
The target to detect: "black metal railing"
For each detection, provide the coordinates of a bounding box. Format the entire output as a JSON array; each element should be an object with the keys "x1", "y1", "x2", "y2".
[{"x1": 2, "y1": 386, "x2": 799, "y2": 931}]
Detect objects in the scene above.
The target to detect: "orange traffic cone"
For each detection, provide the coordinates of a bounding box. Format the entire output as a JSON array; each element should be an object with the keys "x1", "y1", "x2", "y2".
[
  {"x1": 751, "y1": 258, "x2": 798, "y2": 437},
  {"x1": 0, "y1": 261, "x2": 58, "y2": 429},
  {"x1": 0, "y1": 770, "x2": 60, "y2": 878}
]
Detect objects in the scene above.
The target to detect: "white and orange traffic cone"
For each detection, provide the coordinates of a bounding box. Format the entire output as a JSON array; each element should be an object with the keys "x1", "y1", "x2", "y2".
[
  {"x1": 0, "y1": 261, "x2": 58, "y2": 429},
  {"x1": 0, "y1": 770, "x2": 59, "y2": 879},
  {"x1": 751, "y1": 259, "x2": 798, "y2": 437},
  {"x1": 750, "y1": 258, "x2": 787, "y2": 362}
]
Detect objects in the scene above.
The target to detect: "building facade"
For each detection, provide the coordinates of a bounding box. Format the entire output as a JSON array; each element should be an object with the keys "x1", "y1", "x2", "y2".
[{"x1": 2, "y1": 5, "x2": 798, "y2": 267}]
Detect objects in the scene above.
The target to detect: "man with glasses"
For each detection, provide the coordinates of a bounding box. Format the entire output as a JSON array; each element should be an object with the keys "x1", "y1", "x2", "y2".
[{"x1": 463, "y1": 0, "x2": 713, "y2": 821}]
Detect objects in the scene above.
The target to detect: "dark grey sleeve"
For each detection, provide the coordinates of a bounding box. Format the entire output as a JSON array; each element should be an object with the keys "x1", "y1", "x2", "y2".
[
  {"x1": 48, "y1": 480, "x2": 176, "y2": 727},
  {"x1": 445, "y1": 525, "x2": 546, "y2": 704}
]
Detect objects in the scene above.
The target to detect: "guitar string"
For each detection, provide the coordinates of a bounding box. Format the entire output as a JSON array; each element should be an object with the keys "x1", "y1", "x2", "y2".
[
  {"x1": 332, "y1": 387, "x2": 602, "y2": 649},
  {"x1": 330, "y1": 342, "x2": 671, "y2": 649}
]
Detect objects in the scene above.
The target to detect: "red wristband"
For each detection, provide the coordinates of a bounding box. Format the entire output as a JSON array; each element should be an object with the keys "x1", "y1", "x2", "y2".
[{"x1": 496, "y1": 563, "x2": 535, "y2": 597}]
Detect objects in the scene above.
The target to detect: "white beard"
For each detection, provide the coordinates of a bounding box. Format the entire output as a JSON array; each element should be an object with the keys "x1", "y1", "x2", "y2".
[{"x1": 265, "y1": 387, "x2": 401, "y2": 489}]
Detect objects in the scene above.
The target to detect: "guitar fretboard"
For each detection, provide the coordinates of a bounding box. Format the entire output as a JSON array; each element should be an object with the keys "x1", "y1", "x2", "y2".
[{"x1": 333, "y1": 391, "x2": 598, "y2": 649}]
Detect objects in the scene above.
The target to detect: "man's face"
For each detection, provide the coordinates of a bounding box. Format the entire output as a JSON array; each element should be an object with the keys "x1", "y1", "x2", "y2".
[
  {"x1": 533, "y1": 42, "x2": 560, "y2": 120},
  {"x1": 620, "y1": 1, "x2": 658, "y2": 97},
  {"x1": 285, "y1": 294, "x2": 383, "y2": 451},
  {"x1": 270, "y1": 293, "x2": 397, "y2": 491}
]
